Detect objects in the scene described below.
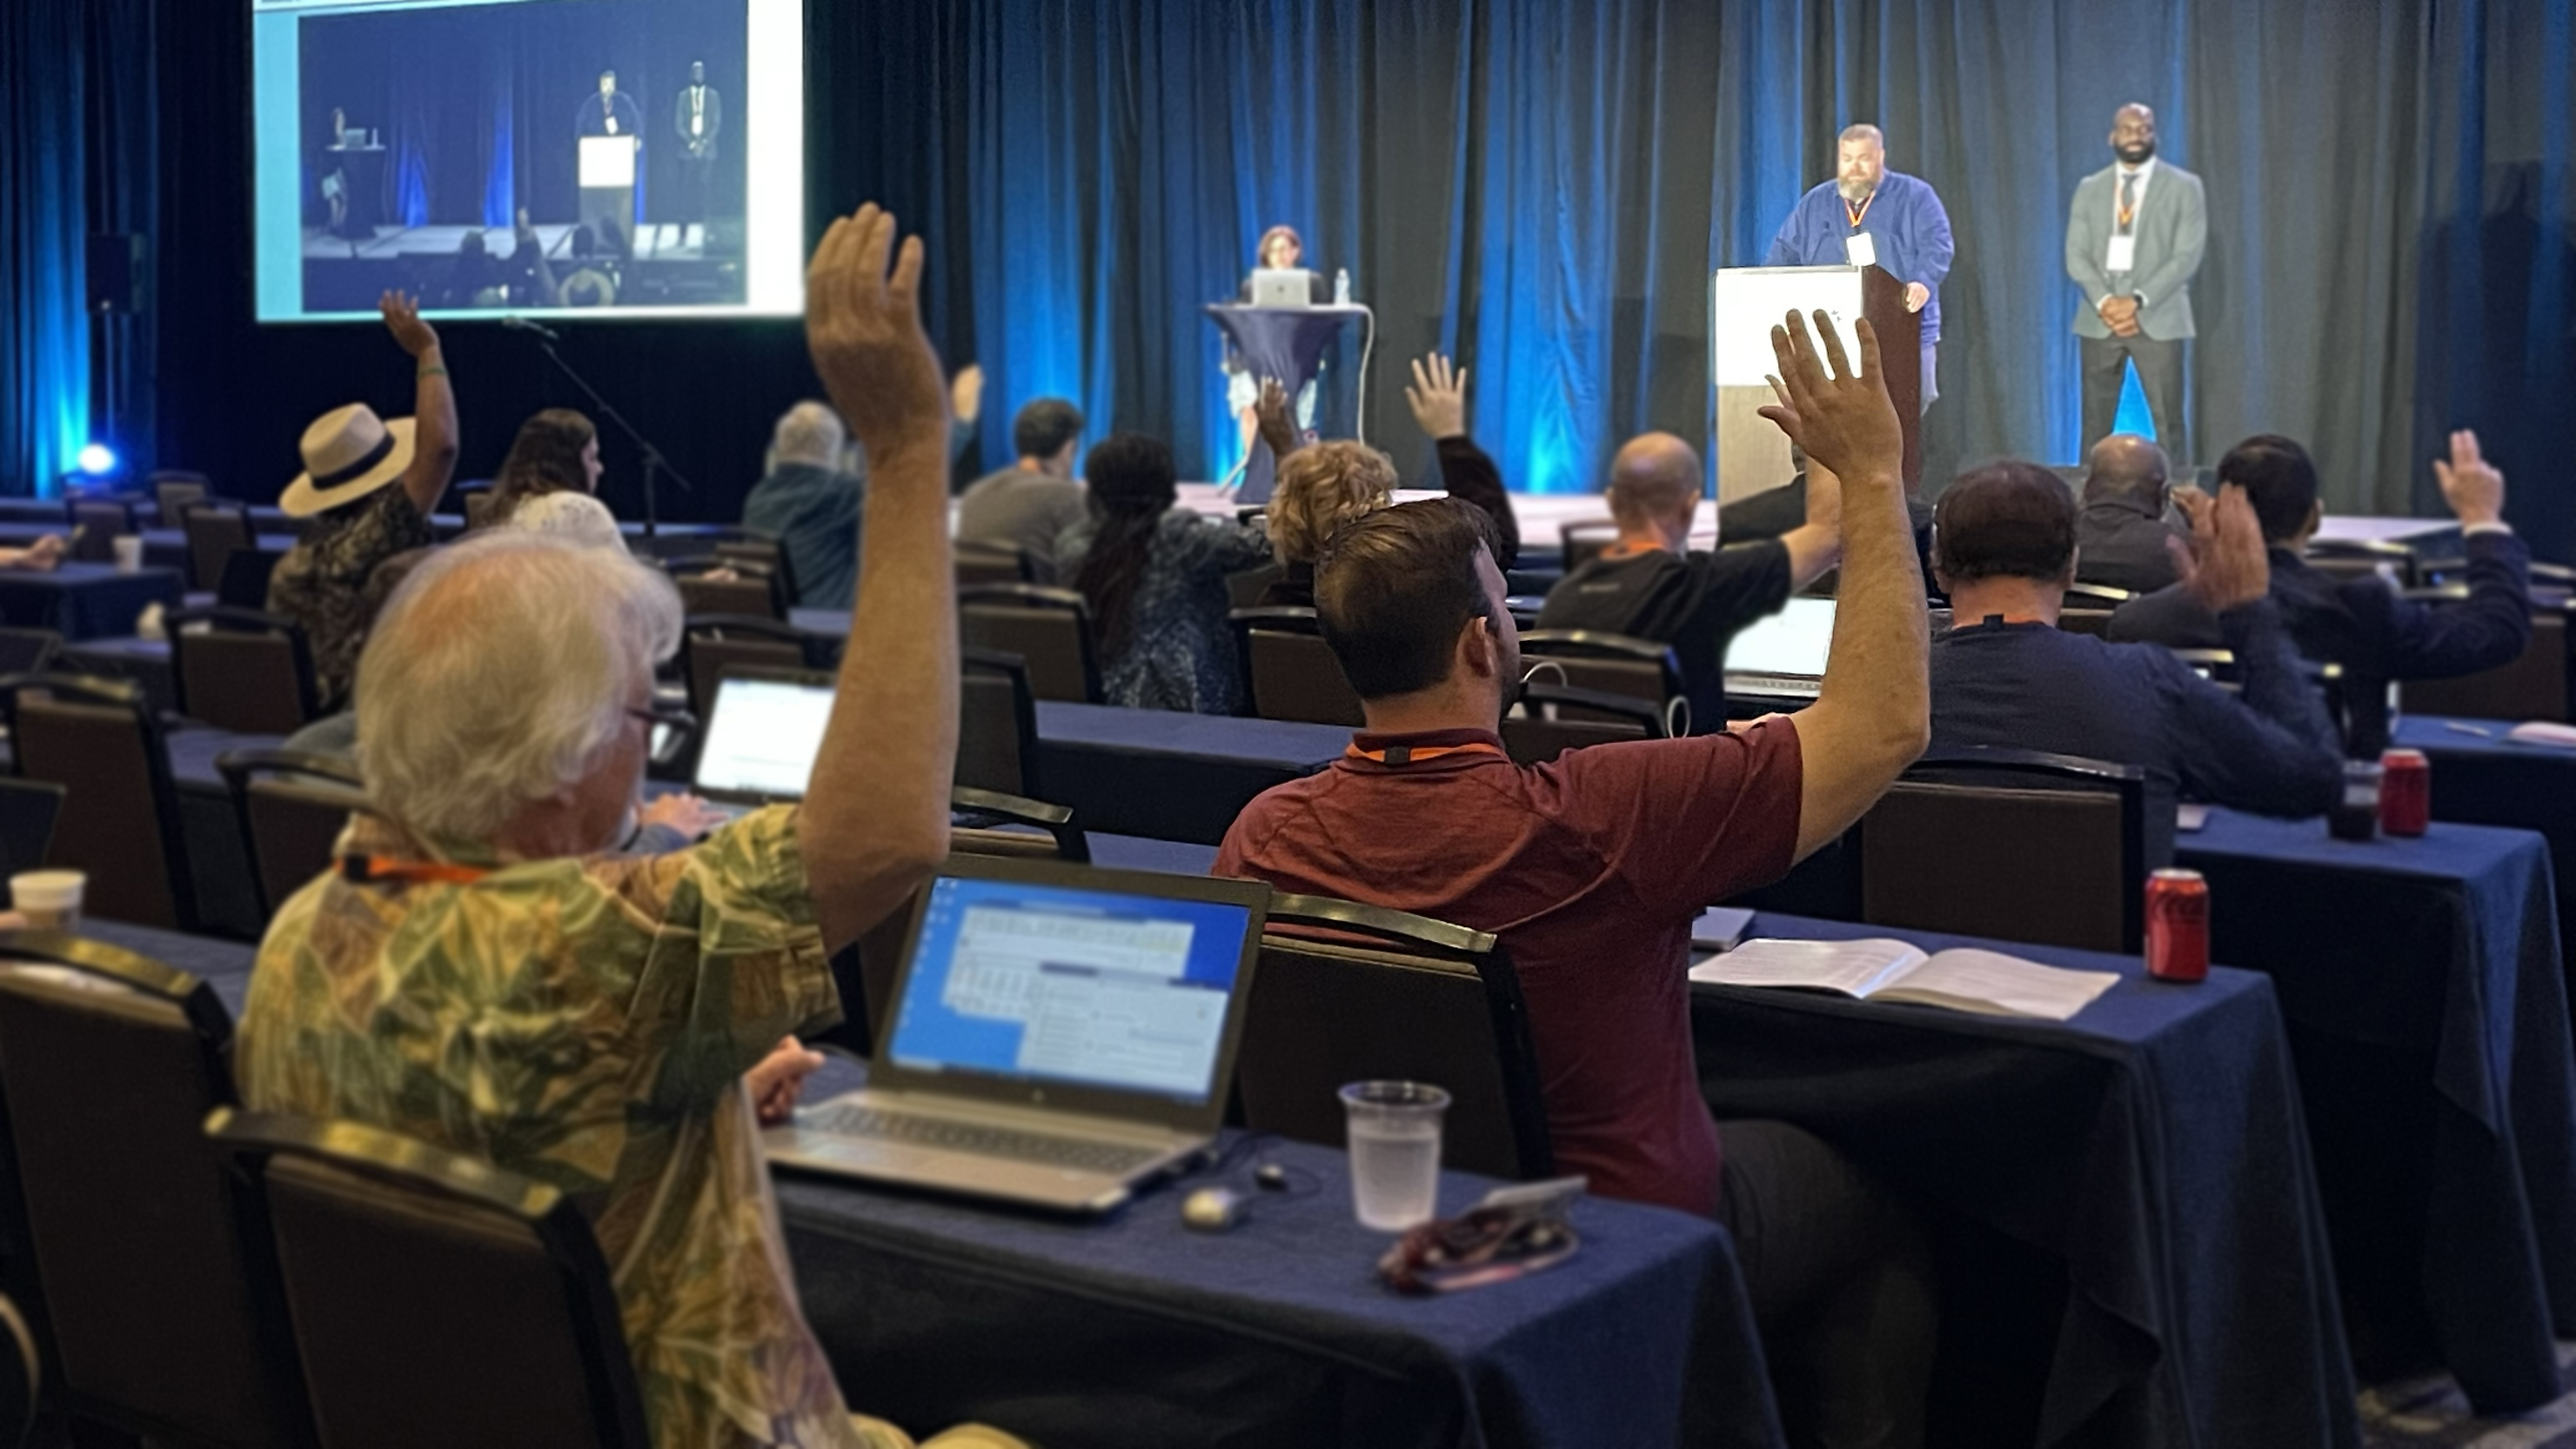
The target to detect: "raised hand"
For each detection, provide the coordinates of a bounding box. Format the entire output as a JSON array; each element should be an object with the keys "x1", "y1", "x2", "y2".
[
  {"x1": 2171, "y1": 483, "x2": 2271, "y2": 613},
  {"x1": 1404, "y1": 353, "x2": 1470, "y2": 440},
  {"x1": 1253, "y1": 377, "x2": 1300, "y2": 459},
  {"x1": 806, "y1": 203, "x2": 948, "y2": 463},
  {"x1": 950, "y1": 363, "x2": 987, "y2": 428},
  {"x1": 1759, "y1": 309, "x2": 1903, "y2": 484},
  {"x1": 378, "y1": 290, "x2": 438, "y2": 358},
  {"x1": 2432, "y1": 429, "x2": 2506, "y2": 528}
]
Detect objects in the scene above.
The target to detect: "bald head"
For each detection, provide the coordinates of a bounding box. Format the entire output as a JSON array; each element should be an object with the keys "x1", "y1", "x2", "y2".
[
  {"x1": 2083, "y1": 433, "x2": 2170, "y2": 511},
  {"x1": 1607, "y1": 433, "x2": 1703, "y2": 533}
]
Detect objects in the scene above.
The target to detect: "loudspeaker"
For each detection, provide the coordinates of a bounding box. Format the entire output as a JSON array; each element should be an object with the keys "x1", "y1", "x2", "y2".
[{"x1": 85, "y1": 234, "x2": 145, "y2": 314}]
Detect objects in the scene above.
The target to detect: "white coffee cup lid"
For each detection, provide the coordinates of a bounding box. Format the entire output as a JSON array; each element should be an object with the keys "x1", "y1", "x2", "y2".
[{"x1": 10, "y1": 871, "x2": 86, "y2": 909}]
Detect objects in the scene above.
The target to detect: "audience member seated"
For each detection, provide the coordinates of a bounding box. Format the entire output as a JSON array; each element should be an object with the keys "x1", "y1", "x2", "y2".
[
  {"x1": 1059, "y1": 433, "x2": 1270, "y2": 712},
  {"x1": 745, "y1": 373, "x2": 984, "y2": 610},
  {"x1": 268, "y1": 290, "x2": 458, "y2": 715},
  {"x1": 1716, "y1": 450, "x2": 1937, "y2": 593},
  {"x1": 1536, "y1": 431, "x2": 1841, "y2": 731},
  {"x1": 237, "y1": 202, "x2": 1022, "y2": 1449},
  {"x1": 954, "y1": 397, "x2": 1087, "y2": 581},
  {"x1": 1218, "y1": 312, "x2": 1936, "y2": 1447},
  {"x1": 2107, "y1": 431, "x2": 2529, "y2": 754},
  {"x1": 1930, "y1": 462, "x2": 2342, "y2": 865},
  {"x1": 2072, "y1": 432, "x2": 2183, "y2": 593},
  {"x1": 487, "y1": 408, "x2": 624, "y2": 551}
]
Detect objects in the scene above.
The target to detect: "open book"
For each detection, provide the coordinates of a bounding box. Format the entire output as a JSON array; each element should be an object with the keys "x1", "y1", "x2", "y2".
[{"x1": 1689, "y1": 937, "x2": 2120, "y2": 1022}]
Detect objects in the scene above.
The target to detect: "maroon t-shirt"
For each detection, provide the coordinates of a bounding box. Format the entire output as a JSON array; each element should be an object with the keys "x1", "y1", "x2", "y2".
[{"x1": 1214, "y1": 722, "x2": 1805, "y2": 1216}]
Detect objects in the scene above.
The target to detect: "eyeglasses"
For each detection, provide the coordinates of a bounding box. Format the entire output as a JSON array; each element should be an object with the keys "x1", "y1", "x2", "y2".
[
  {"x1": 625, "y1": 703, "x2": 696, "y2": 733},
  {"x1": 625, "y1": 703, "x2": 698, "y2": 764}
]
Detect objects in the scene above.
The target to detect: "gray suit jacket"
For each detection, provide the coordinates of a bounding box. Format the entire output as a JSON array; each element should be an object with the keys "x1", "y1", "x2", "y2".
[{"x1": 2067, "y1": 161, "x2": 2206, "y2": 340}]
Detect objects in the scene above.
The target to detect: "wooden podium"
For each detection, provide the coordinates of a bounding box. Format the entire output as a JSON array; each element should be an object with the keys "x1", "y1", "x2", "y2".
[{"x1": 1710, "y1": 264, "x2": 1921, "y2": 503}]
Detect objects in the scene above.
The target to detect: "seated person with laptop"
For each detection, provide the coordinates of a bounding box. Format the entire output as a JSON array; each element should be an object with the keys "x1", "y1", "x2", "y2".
[
  {"x1": 1535, "y1": 431, "x2": 1842, "y2": 732},
  {"x1": 2106, "y1": 431, "x2": 2530, "y2": 755},
  {"x1": 237, "y1": 204, "x2": 1026, "y2": 1449},
  {"x1": 1219, "y1": 313, "x2": 1937, "y2": 1446},
  {"x1": 1929, "y1": 462, "x2": 2344, "y2": 866}
]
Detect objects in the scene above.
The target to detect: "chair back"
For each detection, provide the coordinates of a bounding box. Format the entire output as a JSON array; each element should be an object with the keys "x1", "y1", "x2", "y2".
[
  {"x1": 217, "y1": 544, "x2": 291, "y2": 610},
  {"x1": 216, "y1": 751, "x2": 369, "y2": 922},
  {"x1": 209, "y1": 1109, "x2": 649, "y2": 1449},
  {"x1": 1227, "y1": 561, "x2": 1283, "y2": 610},
  {"x1": 954, "y1": 543, "x2": 1033, "y2": 587},
  {"x1": 679, "y1": 615, "x2": 834, "y2": 718},
  {"x1": 1230, "y1": 607, "x2": 1362, "y2": 725},
  {"x1": 2302, "y1": 539, "x2": 2419, "y2": 590},
  {"x1": 1501, "y1": 682, "x2": 1666, "y2": 764},
  {"x1": 1236, "y1": 895, "x2": 1552, "y2": 1179},
  {"x1": 455, "y1": 483, "x2": 497, "y2": 531},
  {"x1": 150, "y1": 475, "x2": 209, "y2": 525},
  {"x1": 1558, "y1": 518, "x2": 1620, "y2": 574},
  {"x1": 2399, "y1": 594, "x2": 2570, "y2": 724},
  {"x1": 2060, "y1": 582, "x2": 2136, "y2": 611},
  {"x1": 1516, "y1": 631, "x2": 1690, "y2": 733},
  {"x1": 958, "y1": 584, "x2": 1101, "y2": 703},
  {"x1": 2056, "y1": 608, "x2": 2115, "y2": 638},
  {"x1": 0, "y1": 675, "x2": 197, "y2": 931},
  {"x1": 0, "y1": 935, "x2": 308, "y2": 1445},
  {"x1": 958, "y1": 648, "x2": 1043, "y2": 798},
  {"x1": 166, "y1": 608, "x2": 319, "y2": 734},
  {"x1": 182, "y1": 502, "x2": 258, "y2": 593},
  {"x1": 674, "y1": 569, "x2": 783, "y2": 621},
  {"x1": 1857, "y1": 750, "x2": 2147, "y2": 952},
  {"x1": 716, "y1": 538, "x2": 798, "y2": 603},
  {"x1": 0, "y1": 631, "x2": 59, "y2": 678},
  {"x1": 69, "y1": 503, "x2": 132, "y2": 564},
  {"x1": 839, "y1": 788, "x2": 1091, "y2": 1052},
  {"x1": 0, "y1": 780, "x2": 64, "y2": 879}
]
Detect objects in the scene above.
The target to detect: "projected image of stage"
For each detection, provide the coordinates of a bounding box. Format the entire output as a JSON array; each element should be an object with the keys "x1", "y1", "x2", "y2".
[{"x1": 252, "y1": 0, "x2": 803, "y2": 322}]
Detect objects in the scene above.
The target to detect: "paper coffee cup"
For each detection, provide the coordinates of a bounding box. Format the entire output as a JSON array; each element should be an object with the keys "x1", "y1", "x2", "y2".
[
  {"x1": 10, "y1": 871, "x2": 84, "y2": 932},
  {"x1": 110, "y1": 536, "x2": 143, "y2": 573}
]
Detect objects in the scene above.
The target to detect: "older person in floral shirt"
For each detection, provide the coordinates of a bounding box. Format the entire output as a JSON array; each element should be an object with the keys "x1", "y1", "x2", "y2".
[{"x1": 237, "y1": 204, "x2": 1020, "y2": 1449}]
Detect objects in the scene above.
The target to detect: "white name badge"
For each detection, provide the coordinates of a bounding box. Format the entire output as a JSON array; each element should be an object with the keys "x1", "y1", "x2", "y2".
[
  {"x1": 2104, "y1": 235, "x2": 2136, "y2": 273},
  {"x1": 1844, "y1": 232, "x2": 1877, "y2": 269},
  {"x1": 606, "y1": 116, "x2": 619, "y2": 135}
]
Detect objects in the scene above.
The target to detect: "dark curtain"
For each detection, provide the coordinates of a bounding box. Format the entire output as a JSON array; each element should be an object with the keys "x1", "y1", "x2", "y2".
[
  {"x1": 0, "y1": 0, "x2": 90, "y2": 497},
  {"x1": 50, "y1": 0, "x2": 2576, "y2": 562}
]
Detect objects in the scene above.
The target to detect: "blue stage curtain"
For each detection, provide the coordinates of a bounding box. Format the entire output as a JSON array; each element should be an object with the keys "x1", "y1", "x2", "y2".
[{"x1": 0, "y1": 0, "x2": 90, "y2": 497}]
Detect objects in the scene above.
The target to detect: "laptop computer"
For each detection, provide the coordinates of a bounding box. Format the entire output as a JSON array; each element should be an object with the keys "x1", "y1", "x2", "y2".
[
  {"x1": 1248, "y1": 267, "x2": 1315, "y2": 308},
  {"x1": 1724, "y1": 596, "x2": 1837, "y2": 703},
  {"x1": 689, "y1": 665, "x2": 836, "y2": 818},
  {"x1": 766, "y1": 855, "x2": 1270, "y2": 1213}
]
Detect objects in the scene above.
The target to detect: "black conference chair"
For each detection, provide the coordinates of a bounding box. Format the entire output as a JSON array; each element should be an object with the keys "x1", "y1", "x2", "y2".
[
  {"x1": 673, "y1": 565, "x2": 786, "y2": 622},
  {"x1": 2303, "y1": 538, "x2": 2419, "y2": 590},
  {"x1": 210, "y1": 1108, "x2": 650, "y2": 1449},
  {"x1": 0, "y1": 780, "x2": 64, "y2": 879},
  {"x1": 954, "y1": 542, "x2": 1034, "y2": 587},
  {"x1": 716, "y1": 537, "x2": 800, "y2": 604},
  {"x1": 217, "y1": 544, "x2": 292, "y2": 611},
  {"x1": 67, "y1": 502, "x2": 134, "y2": 565},
  {"x1": 958, "y1": 647, "x2": 1046, "y2": 799},
  {"x1": 216, "y1": 749, "x2": 369, "y2": 922},
  {"x1": 0, "y1": 934, "x2": 314, "y2": 1446},
  {"x1": 958, "y1": 584, "x2": 1101, "y2": 704},
  {"x1": 1235, "y1": 894, "x2": 1553, "y2": 1180},
  {"x1": 1502, "y1": 681, "x2": 1668, "y2": 764},
  {"x1": 1558, "y1": 518, "x2": 1620, "y2": 574},
  {"x1": 165, "y1": 606, "x2": 321, "y2": 734},
  {"x1": 679, "y1": 614, "x2": 838, "y2": 719},
  {"x1": 2061, "y1": 582, "x2": 2137, "y2": 611},
  {"x1": 453, "y1": 481, "x2": 497, "y2": 531},
  {"x1": 1857, "y1": 749, "x2": 2149, "y2": 953},
  {"x1": 0, "y1": 630, "x2": 59, "y2": 678},
  {"x1": 181, "y1": 501, "x2": 259, "y2": 593},
  {"x1": 2398, "y1": 591, "x2": 2572, "y2": 724},
  {"x1": 149, "y1": 473, "x2": 211, "y2": 526},
  {"x1": 0, "y1": 674, "x2": 201, "y2": 931},
  {"x1": 1517, "y1": 631, "x2": 1691, "y2": 735},
  {"x1": 1230, "y1": 606, "x2": 1362, "y2": 725}
]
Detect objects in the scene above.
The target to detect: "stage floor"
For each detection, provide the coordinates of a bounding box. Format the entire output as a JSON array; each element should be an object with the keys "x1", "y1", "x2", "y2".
[{"x1": 302, "y1": 222, "x2": 713, "y2": 263}]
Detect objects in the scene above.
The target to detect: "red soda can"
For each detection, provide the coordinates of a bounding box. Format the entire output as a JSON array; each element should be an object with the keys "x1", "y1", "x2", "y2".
[
  {"x1": 2379, "y1": 749, "x2": 2431, "y2": 837},
  {"x1": 2145, "y1": 868, "x2": 2210, "y2": 983}
]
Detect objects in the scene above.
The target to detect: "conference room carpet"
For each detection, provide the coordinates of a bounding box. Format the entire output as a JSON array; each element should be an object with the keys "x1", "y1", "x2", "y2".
[{"x1": 2365, "y1": 1346, "x2": 2576, "y2": 1446}]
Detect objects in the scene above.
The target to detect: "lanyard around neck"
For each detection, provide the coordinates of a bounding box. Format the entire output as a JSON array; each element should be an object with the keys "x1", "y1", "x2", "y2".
[
  {"x1": 1344, "y1": 741, "x2": 1508, "y2": 766},
  {"x1": 341, "y1": 855, "x2": 491, "y2": 886}
]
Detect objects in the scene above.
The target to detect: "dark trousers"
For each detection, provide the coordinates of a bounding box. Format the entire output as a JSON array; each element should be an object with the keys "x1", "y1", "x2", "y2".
[
  {"x1": 1716, "y1": 1119, "x2": 1937, "y2": 1449},
  {"x1": 680, "y1": 157, "x2": 715, "y2": 225},
  {"x1": 2080, "y1": 331, "x2": 2188, "y2": 470}
]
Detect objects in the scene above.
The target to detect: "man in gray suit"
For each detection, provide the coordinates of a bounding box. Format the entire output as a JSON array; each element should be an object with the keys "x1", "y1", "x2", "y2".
[{"x1": 2068, "y1": 104, "x2": 2206, "y2": 467}]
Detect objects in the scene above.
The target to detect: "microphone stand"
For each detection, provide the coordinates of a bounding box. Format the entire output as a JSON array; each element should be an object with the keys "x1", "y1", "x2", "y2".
[{"x1": 520, "y1": 330, "x2": 693, "y2": 538}]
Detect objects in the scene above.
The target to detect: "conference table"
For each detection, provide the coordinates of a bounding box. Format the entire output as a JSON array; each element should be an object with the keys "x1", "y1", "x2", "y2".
[
  {"x1": 2392, "y1": 715, "x2": 2576, "y2": 992},
  {"x1": 69, "y1": 918, "x2": 1781, "y2": 1449},
  {"x1": 0, "y1": 562, "x2": 184, "y2": 641}
]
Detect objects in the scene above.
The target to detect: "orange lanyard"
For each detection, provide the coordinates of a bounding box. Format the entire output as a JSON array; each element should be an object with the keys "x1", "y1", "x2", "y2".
[
  {"x1": 1345, "y1": 741, "x2": 1508, "y2": 766},
  {"x1": 1843, "y1": 190, "x2": 1875, "y2": 230},
  {"x1": 2116, "y1": 171, "x2": 2140, "y2": 230},
  {"x1": 341, "y1": 855, "x2": 492, "y2": 886}
]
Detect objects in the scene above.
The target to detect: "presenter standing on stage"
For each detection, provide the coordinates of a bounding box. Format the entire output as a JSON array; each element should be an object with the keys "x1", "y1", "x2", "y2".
[
  {"x1": 1227, "y1": 224, "x2": 1328, "y2": 452},
  {"x1": 672, "y1": 60, "x2": 720, "y2": 224},
  {"x1": 576, "y1": 69, "x2": 643, "y2": 139},
  {"x1": 1764, "y1": 124, "x2": 1953, "y2": 412},
  {"x1": 2068, "y1": 104, "x2": 2205, "y2": 467}
]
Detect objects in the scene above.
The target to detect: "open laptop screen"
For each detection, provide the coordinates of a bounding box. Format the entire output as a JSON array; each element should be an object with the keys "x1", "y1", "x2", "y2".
[
  {"x1": 1724, "y1": 596, "x2": 1838, "y2": 684},
  {"x1": 694, "y1": 673, "x2": 834, "y2": 798},
  {"x1": 887, "y1": 875, "x2": 1255, "y2": 1105}
]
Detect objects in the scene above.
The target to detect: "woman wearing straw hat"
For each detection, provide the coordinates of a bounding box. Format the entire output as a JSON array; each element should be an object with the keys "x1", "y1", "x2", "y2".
[{"x1": 267, "y1": 290, "x2": 460, "y2": 714}]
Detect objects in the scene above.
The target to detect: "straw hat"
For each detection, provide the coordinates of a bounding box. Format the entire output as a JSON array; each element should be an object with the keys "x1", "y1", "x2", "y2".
[{"x1": 278, "y1": 404, "x2": 417, "y2": 518}]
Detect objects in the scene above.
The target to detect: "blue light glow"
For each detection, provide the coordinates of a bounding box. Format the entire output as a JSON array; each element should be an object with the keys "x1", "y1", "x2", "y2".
[{"x1": 77, "y1": 444, "x2": 118, "y2": 477}]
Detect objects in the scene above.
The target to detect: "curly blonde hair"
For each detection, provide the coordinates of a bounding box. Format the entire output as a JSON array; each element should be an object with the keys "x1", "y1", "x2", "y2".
[{"x1": 1268, "y1": 442, "x2": 1399, "y2": 565}]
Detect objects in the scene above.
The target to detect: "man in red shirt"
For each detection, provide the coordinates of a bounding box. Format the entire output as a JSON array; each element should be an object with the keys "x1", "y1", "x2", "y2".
[{"x1": 1217, "y1": 313, "x2": 1934, "y2": 1448}]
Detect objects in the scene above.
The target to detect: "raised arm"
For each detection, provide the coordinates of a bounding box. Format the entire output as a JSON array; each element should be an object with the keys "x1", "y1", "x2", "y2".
[
  {"x1": 2162, "y1": 484, "x2": 2343, "y2": 813},
  {"x1": 2374, "y1": 429, "x2": 2533, "y2": 678},
  {"x1": 1763, "y1": 312, "x2": 1929, "y2": 859},
  {"x1": 800, "y1": 204, "x2": 960, "y2": 952},
  {"x1": 378, "y1": 291, "x2": 458, "y2": 517},
  {"x1": 1406, "y1": 353, "x2": 1521, "y2": 567},
  {"x1": 1774, "y1": 458, "x2": 1843, "y2": 590}
]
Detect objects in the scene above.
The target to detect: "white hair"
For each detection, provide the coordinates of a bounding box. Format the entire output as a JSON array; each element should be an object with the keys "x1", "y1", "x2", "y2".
[
  {"x1": 772, "y1": 401, "x2": 846, "y2": 469},
  {"x1": 356, "y1": 532, "x2": 682, "y2": 850},
  {"x1": 1839, "y1": 124, "x2": 1885, "y2": 150}
]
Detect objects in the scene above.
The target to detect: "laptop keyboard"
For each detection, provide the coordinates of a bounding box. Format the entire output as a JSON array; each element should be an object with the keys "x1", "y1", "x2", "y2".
[{"x1": 800, "y1": 1101, "x2": 1167, "y2": 1175}]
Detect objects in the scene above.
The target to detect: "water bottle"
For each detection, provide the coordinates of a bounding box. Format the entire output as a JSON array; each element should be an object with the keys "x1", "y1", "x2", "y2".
[{"x1": 1334, "y1": 268, "x2": 1351, "y2": 306}]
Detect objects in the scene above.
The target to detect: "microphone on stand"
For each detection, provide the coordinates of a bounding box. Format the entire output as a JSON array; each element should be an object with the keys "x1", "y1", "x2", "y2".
[{"x1": 501, "y1": 316, "x2": 562, "y2": 342}]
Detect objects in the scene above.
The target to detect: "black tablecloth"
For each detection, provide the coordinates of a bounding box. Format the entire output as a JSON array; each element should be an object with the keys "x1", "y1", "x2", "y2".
[
  {"x1": 0, "y1": 563, "x2": 182, "y2": 640},
  {"x1": 1696, "y1": 914, "x2": 2356, "y2": 1448},
  {"x1": 2177, "y1": 809, "x2": 2576, "y2": 1411}
]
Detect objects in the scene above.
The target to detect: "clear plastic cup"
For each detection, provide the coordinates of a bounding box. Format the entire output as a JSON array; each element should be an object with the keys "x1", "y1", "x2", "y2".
[
  {"x1": 110, "y1": 536, "x2": 143, "y2": 574},
  {"x1": 10, "y1": 871, "x2": 85, "y2": 932},
  {"x1": 1339, "y1": 1080, "x2": 1449, "y2": 1231}
]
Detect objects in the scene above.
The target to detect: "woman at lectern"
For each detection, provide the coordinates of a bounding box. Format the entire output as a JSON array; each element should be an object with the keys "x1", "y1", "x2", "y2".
[
  {"x1": 1235, "y1": 224, "x2": 1330, "y2": 304},
  {"x1": 1226, "y1": 224, "x2": 1326, "y2": 456}
]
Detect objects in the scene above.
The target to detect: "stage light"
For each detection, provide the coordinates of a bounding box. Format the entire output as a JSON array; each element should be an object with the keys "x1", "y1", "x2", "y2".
[{"x1": 76, "y1": 443, "x2": 118, "y2": 477}]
